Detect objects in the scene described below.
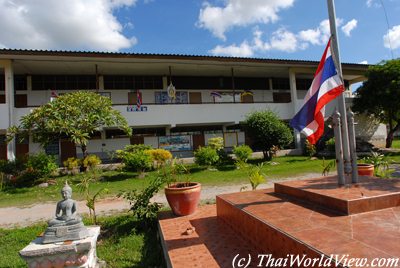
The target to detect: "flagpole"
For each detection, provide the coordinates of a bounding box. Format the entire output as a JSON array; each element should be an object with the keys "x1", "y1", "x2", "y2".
[{"x1": 327, "y1": 0, "x2": 352, "y2": 182}]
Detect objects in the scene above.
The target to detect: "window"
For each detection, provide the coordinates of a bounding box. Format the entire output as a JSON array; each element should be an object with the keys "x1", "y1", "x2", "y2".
[
  {"x1": 104, "y1": 75, "x2": 162, "y2": 90},
  {"x1": 155, "y1": 91, "x2": 188, "y2": 104},
  {"x1": 272, "y1": 78, "x2": 290, "y2": 90},
  {"x1": 105, "y1": 129, "x2": 129, "y2": 139},
  {"x1": 0, "y1": 75, "x2": 27, "y2": 91},
  {"x1": 31, "y1": 75, "x2": 96, "y2": 90},
  {"x1": 296, "y1": 78, "x2": 312, "y2": 90}
]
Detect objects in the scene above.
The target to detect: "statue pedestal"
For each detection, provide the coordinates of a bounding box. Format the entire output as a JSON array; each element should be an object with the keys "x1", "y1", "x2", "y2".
[{"x1": 19, "y1": 226, "x2": 103, "y2": 268}]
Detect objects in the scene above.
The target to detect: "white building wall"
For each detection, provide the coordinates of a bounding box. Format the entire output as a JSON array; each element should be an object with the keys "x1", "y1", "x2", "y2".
[{"x1": 0, "y1": 104, "x2": 8, "y2": 129}]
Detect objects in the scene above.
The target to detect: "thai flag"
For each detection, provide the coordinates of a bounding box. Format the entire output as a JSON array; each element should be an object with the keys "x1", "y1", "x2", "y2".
[
  {"x1": 290, "y1": 38, "x2": 344, "y2": 144},
  {"x1": 136, "y1": 90, "x2": 142, "y2": 108}
]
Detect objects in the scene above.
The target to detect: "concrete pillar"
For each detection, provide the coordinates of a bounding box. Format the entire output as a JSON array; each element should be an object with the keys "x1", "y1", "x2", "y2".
[
  {"x1": 2, "y1": 60, "x2": 16, "y2": 161},
  {"x1": 165, "y1": 126, "x2": 171, "y2": 135},
  {"x1": 289, "y1": 68, "x2": 301, "y2": 150},
  {"x1": 98, "y1": 76, "x2": 104, "y2": 90},
  {"x1": 289, "y1": 68, "x2": 298, "y2": 114}
]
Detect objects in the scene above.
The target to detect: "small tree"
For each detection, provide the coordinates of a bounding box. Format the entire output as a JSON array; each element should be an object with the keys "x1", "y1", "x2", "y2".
[
  {"x1": 244, "y1": 110, "x2": 293, "y2": 160},
  {"x1": 353, "y1": 59, "x2": 400, "y2": 148},
  {"x1": 8, "y1": 91, "x2": 131, "y2": 159}
]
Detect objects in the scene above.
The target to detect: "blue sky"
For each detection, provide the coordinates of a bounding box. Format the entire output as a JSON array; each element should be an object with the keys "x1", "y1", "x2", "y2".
[{"x1": 0, "y1": 0, "x2": 399, "y2": 64}]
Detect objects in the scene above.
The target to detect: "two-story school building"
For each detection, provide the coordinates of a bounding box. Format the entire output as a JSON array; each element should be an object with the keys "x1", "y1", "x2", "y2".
[{"x1": 0, "y1": 49, "x2": 374, "y2": 162}]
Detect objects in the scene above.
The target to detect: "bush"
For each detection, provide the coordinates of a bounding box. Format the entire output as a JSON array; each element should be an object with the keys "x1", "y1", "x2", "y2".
[
  {"x1": 121, "y1": 150, "x2": 153, "y2": 173},
  {"x1": 304, "y1": 140, "x2": 316, "y2": 157},
  {"x1": 121, "y1": 144, "x2": 153, "y2": 153},
  {"x1": 148, "y1": 149, "x2": 172, "y2": 168},
  {"x1": 25, "y1": 152, "x2": 58, "y2": 179},
  {"x1": 233, "y1": 145, "x2": 253, "y2": 163},
  {"x1": 207, "y1": 137, "x2": 224, "y2": 151},
  {"x1": 0, "y1": 158, "x2": 26, "y2": 175},
  {"x1": 63, "y1": 157, "x2": 80, "y2": 171},
  {"x1": 245, "y1": 110, "x2": 293, "y2": 160},
  {"x1": 82, "y1": 154, "x2": 101, "y2": 170},
  {"x1": 194, "y1": 146, "x2": 219, "y2": 167},
  {"x1": 325, "y1": 138, "x2": 336, "y2": 152}
]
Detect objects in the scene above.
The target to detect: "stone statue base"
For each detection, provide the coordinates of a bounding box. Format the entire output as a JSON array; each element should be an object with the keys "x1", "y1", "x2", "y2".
[
  {"x1": 42, "y1": 222, "x2": 89, "y2": 244},
  {"x1": 20, "y1": 226, "x2": 104, "y2": 268}
]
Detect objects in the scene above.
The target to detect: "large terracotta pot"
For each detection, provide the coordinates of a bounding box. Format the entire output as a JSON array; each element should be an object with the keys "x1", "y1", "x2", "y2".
[
  {"x1": 165, "y1": 182, "x2": 201, "y2": 216},
  {"x1": 357, "y1": 163, "x2": 374, "y2": 176}
]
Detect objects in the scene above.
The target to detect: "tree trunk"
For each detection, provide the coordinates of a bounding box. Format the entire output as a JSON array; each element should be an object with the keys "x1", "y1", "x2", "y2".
[
  {"x1": 386, "y1": 131, "x2": 394, "y2": 148},
  {"x1": 386, "y1": 123, "x2": 400, "y2": 148},
  {"x1": 80, "y1": 145, "x2": 88, "y2": 172}
]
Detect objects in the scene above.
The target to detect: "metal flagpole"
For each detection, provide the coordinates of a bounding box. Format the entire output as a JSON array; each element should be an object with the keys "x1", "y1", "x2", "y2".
[{"x1": 327, "y1": 0, "x2": 352, "y2": 183}]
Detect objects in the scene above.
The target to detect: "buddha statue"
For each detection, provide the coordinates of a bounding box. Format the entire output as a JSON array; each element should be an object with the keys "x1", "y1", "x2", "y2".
[
  {"x1": 48, "y1": 182, "x2": 81, "y2": 227},
  {"x1": 42, "y1": 182, "x2": 89, "y2": 244}
]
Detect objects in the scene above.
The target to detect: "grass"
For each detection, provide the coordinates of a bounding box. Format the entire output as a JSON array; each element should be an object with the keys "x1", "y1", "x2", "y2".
[
  {"x1": 2, "y1": 154, "x2": 400, "y2": 208},
  {"x1": 392, "y1": 138, "x2": 400, "y2": 149},
  {"x1": 0, "y1": 214, "x2": 164, "y2": 268},
  {"x1": 0, "y1": 156, "x2": 328, "y2": 208}
]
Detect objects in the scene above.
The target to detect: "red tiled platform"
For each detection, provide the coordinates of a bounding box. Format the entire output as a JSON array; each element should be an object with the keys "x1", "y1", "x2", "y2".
[
  {"x1": 275, "y1": 175, "x2": 400, "y2": 214},
  {"x1": 158, "y1": 205, "x2": 258, "y2": 268},
  {"x1": 217, "y1": 184, "x2": 400, "y2": 267},
  {"x1": 159, "y1": 177, "x2": 400, "y2": 267}
]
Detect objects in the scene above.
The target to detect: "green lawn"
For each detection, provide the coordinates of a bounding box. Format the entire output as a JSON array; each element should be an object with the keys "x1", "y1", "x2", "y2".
[
  {"x1": 392, "y1": 138, "x2": 400, "y2": 149},
  {"x1": 0, "y1": 156, "x2": 329, "y2": 208},
  {"x1": 2, "y1": 154, "x2": 400, "y2": 208},
  {"x1": 0, "y1": 214, "x2": 164, "y2": 268}
]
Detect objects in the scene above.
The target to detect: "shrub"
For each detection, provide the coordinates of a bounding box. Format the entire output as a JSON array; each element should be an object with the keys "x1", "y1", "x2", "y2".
[
  {"x1": 0, "y1": 158, "x2": 26, "y2": 175},
  {"x1": 244, "y1": 110, "x2": 293, "y2": 160},
  {"x1": 194, "y1": 146, "x2": 219, "y2": 167},
  {"x1": 82, "y1": 154, "x2": 102, "y2": 170},
  {"x1": 304, "y1": 140, "x2": 316, "y2": 157},
  {"x1": 25, "y1": 152, "x2": 58, "y2": 179},
  {"x1": 325, "y1": 138, "x2": 336, "y2": 152},
  {"x1": 121, "y1": 150, "x2": 153, "y2": 173},
  {"x1": 148, "y1": 149, "x2": 172, "y2": 168},
  {"x1": 248, "y1": 163, "x2": 265, "y2": 190},
  {"x1": 63, "y1": 157, "x2": 80, "y2": 171},
  {"x1": 233, "y1": 145, "x2": 253, "y2": 163},
  {"x1": 207, "y1": 137, "x2": 224, "y2": 151}
]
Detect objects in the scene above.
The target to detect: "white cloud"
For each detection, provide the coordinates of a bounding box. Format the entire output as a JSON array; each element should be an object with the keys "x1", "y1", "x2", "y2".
[
  {"x1": 341, "y1": 19, "x2": 357, "y2": 37},
  {"x1": 366, "y1": 0, "x2": 381, "y2": 8},
  {"x1": 359, "y1": 60, "x2": 368, "y2": 64},
  {"x1": 198, "y1": 0, "x2": 295, "y2": 40},
  {"x1": 209, "y1": 42, "x2": 254, "y2": 57},
  {"x1": 0, "y1": 0, "x2": 138, "y2": 51},
  {"x1": 384, "y1": 25, "x2": 400, "y2": 50},
  {"x1": 298, "y1": 20, "x2": 331, "y2": 46},
  {"x1": 209, "y1": 18, "x2": 357, "y2": 57}
]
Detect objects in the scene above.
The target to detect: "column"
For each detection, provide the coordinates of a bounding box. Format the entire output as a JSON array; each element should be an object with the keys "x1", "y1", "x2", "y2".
[
  {"x1": 4, "y1": 60, "x2": 15, "y2": 160},
  {"x1": 289, "y1": 68, "x2": 301, "y2": 150}
]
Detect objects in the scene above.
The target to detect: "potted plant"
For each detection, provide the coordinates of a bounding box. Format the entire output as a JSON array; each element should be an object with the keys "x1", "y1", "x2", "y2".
[
  {"x1": 359, "y1": 151, "x2": 389, "y2": 177},
  {"x1": 163, "y1": 159, "x2": 201, "y2": 216},
  {"x1": 357, "y1": 163, "x2": 374, "y2": 176}
]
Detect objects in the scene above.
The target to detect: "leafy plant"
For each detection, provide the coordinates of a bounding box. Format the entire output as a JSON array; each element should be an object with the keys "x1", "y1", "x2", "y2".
[
  {"x1": 8, "y1": 91, "x2": 132, "y2": 159},
  {"x1": 63, "y1": 157, "x2": 81, "y2": 172},
  {"x1": 117, "y1": 147, "x2": 153, "y2": 174},
  {"x1": 77, "y1": 170, "x2": 108, "y2": 225},
  {"x1": 194, "y1": 146, "x2": 219, "y2": 168},
  {"x1": 82, "y1": 154, "x2": 102, "y2": 170},
  {"x1": 233, "y1": 145, "x2": 253, "y2": 164},
  {"x1": 244, "y1": 110, "x2": 292, "y2": 160},
  {"x1": 25, "y1": 152, "x2": 58, "y2": 179},
  {"x1": 207, "y1": 137, "x2": 224, "y2": 151},
  {"x1": 325, "y1": 138, "x2": 336, "y2": 153},
  {"x1": 363, "y1": 151, "x2": 390, "y2": 177},
  {"x1": 118, "y1": 175, "x2": 165, "y2": 224},
  {"x1": 148, "y1": 148, "x2": 172, "y2": 168},
  {"x1": 322, "y1": 158, "x2": 336, "y2": 176},
  {"x1": 248, "y1": 163, "x2": 265, "y2": 190},
  {"x1": 304, "y1": 140, "x2": 316, "y2": 157}
]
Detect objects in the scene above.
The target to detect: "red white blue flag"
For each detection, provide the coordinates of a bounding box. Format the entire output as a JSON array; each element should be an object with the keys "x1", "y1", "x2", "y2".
[
  {"x1": 290, "y1": 38, "x2": 344, "y2": 144},
  {"x1": 136, "y1": 90, "x2": 142, "y2": 108}
]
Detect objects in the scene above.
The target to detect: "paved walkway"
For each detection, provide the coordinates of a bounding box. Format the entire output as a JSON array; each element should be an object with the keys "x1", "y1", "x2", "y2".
[{"x1": 0, "y1": 173, "x2": 323, "y2": 229}]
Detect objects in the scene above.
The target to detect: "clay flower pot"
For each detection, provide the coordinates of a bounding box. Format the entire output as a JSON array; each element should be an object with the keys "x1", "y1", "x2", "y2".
[
  {"x1": 165, "y1": 182, "x2": 201, "y2": 216},
  {"x1": 357, "y1": 163, "x2": 374, "y2": 177}
]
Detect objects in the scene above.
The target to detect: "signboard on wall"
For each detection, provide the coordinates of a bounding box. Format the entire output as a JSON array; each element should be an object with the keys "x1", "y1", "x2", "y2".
[
  {"x1": 127, "y1": 106, "x2": 148, "y2": 112},
  {"x1": 159, "y1": 135, "x2": 192, "y2": 151}
]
